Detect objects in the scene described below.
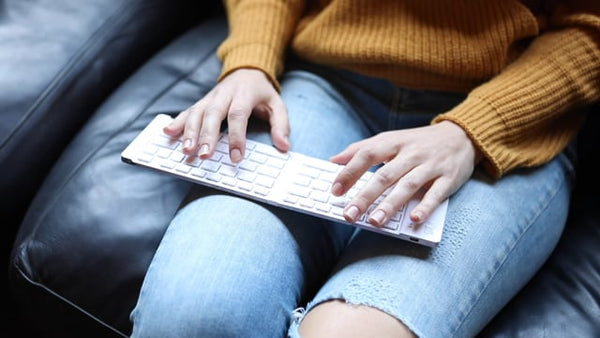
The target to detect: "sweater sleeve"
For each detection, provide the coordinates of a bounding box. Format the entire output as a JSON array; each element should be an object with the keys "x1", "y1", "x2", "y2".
[
  {"x1": 433, "y1": 3, "x2": 600, "y2": 179},
  {"x1": 217, "y1": 0, "x2": 305, "y2": 90}
]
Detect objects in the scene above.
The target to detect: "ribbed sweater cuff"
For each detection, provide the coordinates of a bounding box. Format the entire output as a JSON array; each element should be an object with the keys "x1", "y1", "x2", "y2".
[
  {"x1": 434, "y1": 26, "x2": 600, "y2": 179},
  {"x1": 219, "y1": 43, "x2": 282, "y2": 91},
  {"x1": 433, "y1": 97, "x2": 506, "y2": 179}
]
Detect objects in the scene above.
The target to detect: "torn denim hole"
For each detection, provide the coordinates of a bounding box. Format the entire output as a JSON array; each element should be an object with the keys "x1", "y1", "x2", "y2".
[{"x1": 291, "y1": 307, "x2": 306, "y2": 324}]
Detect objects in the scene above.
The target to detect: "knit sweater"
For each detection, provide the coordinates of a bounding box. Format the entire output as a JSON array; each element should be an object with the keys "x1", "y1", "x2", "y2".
[{"x1": 217, "y1": 0, "x2": 600, "y2": 178}]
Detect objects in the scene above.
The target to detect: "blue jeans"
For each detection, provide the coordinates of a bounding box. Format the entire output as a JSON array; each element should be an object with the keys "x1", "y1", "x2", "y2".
[{"x1": 129, "y1": 66, "x2": 575, "y2": 338}]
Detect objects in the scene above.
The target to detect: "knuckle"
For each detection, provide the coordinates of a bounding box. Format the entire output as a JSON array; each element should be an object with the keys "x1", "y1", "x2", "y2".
[
  {"x1": 379, "y1": 201, "x2": 400, "y2": 216},
  {"x1": 373, "y1": 168, "x2": 396, "y2": 186},
  {"x1": 183, "y1": 125, "x2": 198, "y2": 138},
  {"x1": 205, "y1": 104, "x2": 224, "y2": 116},
  {"x1": 357, "y1": 147, "x2": 377, "y2": 162},
  {"x1": 228, "y1": 107, "x2": 247, "y2": 119},
  {"x1": 424, "y1": 188, "x2": 446, "y2": 205},
  {"x1": 401, "y1": 178, "x2": 420, "y2": 191},
  {"x1": 352, "y1": 194, "x2": 372, "y2": 210}
]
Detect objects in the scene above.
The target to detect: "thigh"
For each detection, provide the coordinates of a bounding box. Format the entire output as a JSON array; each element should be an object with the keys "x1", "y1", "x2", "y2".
[
  {"x1": 131, "y1": 69, "x2": 378, "y2": 337},
  {"x1": 248, "y1": 69, "x2": 374, "y2": 159},
  {"x1": 289, "y1": 153, "x2": 575, "y2": 338}
]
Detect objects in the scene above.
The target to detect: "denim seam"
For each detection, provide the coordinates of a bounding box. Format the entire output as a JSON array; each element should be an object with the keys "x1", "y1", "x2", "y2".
[{"x1": 387, "y1": 87, "x2": 403, "y2": 129}]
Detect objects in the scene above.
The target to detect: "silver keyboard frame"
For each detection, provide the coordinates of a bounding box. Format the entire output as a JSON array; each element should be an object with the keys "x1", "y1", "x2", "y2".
[{"x1": 121, "y1": 114, "x2": 448, "y2": 247}]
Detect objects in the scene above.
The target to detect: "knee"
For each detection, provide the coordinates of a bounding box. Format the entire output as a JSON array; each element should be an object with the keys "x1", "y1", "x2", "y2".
[
  {"x1": 131, "y1": 296, "x2": 290, "y2": 338},
  {"x1": 297, "y1": 300, "x2": 416, "y2": 338},
  {"x1": 131, "y1": 307, "x2": 257, "y2": 338}
]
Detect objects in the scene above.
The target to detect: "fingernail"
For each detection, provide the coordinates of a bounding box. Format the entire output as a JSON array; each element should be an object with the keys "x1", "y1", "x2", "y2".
[
  {"x1": 230, "y1": 148, "x2": 242, "y2": 163},
  {"x1": 199, "y1": 144, "x2": 209, "y2": 156},
  {"x1": 412, "y1": 210, "x2": 424, "y2": 223},
  {"x1": 183, "y1": 138, "x2": 192, "y2": 150},
  {"x1": 344, "y1": 205, "x2": 360, "y2": 222},
  {"x1": 369, "y1": 209, "x2": 386, "y2": 226},
  {"x1": 331, "y1": 182, "x2": 343, "y2": 195}
]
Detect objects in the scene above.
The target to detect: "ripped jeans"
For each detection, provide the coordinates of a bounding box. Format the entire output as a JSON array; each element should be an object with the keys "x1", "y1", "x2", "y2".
[{"x1": 129, "y1": 66, "x2": 574, "y2": 338}]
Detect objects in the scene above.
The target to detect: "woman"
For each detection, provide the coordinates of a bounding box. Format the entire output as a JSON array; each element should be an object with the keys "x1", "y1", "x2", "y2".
[{"x1": 130, "y1": 1, "x2": 600, "y2": 337}]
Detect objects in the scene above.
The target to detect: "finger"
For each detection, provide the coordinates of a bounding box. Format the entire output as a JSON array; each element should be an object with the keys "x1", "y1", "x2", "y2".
[
  {"x1": 197, "y1": 94, "x2": 230, "y2": 159},
  {"x1": 331, "y1": 145, "x2": 386, "y2": 197},
  {"x1": 329, "y1": 142, "x2": 361, "y2": 165},
  {"x1": 409, "y1": 177, "x2": 453, "y2": 224},
  {"x1": 267, "y1": 97, "x2": 290, "y2": 152},
  {"x1": 181, "y1": 102, "x2": 206, "y2": 155},
  {"x1": 226, "y1": 97, "x2": 253, "y2": 163},
  {"x1": 344, "y1": 157, "x2": 412, "y2": 225},
  {"x1": 367, "y1": 165, "x2": 429, "y2": 227},
  {"x1": 163, "y1": 109, "x2": 190, "y2": 137}
]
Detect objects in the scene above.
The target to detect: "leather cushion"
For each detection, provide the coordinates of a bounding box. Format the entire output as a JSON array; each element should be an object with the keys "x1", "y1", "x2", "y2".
[
  {"x1": 0, "y1": 0, "x2": 209, "y2": 241},
  {"x1": 10, "y1": 17, "x2": 227, "y2": 336}
]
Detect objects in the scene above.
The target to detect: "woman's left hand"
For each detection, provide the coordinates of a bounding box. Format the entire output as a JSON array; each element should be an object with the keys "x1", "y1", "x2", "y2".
[{"x1": 330, "y1": 121, "x2": 482, "y2": 227}]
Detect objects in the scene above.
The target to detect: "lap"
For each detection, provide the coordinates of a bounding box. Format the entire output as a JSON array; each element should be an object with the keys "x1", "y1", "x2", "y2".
[
  {"x1": 130, "y1": 68, "x2": 375, "y2": 337},
  {"x1": 290, "y1": 154, "x2": 574, "y2": 338},
  {"x1": 131, "y1": 65, "x2": 575, "y2": 338}
]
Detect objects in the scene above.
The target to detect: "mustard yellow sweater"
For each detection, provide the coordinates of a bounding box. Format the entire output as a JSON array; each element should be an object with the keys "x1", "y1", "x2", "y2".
[{"x1": 218, "y1": 0, "x2": 600, "y2": 178}]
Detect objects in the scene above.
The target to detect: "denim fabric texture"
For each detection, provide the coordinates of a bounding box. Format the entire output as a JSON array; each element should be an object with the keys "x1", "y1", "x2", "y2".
[{"x1": 129, "y1": 65, "x2": 574, "y2": 338}]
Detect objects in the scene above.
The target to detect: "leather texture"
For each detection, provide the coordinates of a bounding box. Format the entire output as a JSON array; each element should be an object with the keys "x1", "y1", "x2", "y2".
[
  {"x1": 11, "y1": 16, "x2": 228, "y2": 338},
  {"x1": 7, "y1": 3, "x2": 600, "y2": 337},
  {"x1": 0, "y1": 0, "x2": 206, "y2": 253}
]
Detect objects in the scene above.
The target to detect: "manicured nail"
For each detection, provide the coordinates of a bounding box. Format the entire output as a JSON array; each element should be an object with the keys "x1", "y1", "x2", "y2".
[
  {"x1": 199, "y1": 144, "x2": 209, "y2": 156},
  {"x1": 344, "y1": 205, "x2": 360, "y2": 222},
  {"x1": 369, "y1": 209, "x2": 386, "y2": 227},
  {"x1": 412, "y1": 210, "x2": 424, "y2": 223},
  {"x1": 331, "y1": 182, "x2": 343, "y2": 195},
  {"x1": 230, "y1": 148, "x2": 242, "y2": 163},
  {"x1": 183, "y1": 138, "x2": 192, "y2": 150}
]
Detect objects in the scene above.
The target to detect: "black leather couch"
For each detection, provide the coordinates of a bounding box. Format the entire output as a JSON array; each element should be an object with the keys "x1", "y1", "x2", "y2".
[{"x1": 6, "y1": 1, "x2": 599, "y2": 337}]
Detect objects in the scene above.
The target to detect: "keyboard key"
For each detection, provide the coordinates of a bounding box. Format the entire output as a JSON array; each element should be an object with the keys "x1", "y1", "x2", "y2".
[
  {"x1": 137, "y1": 153, "x2": 153, "y2": 163},
  {"x1": 311, "y1": 180, "x2": 330, "y2": 192},
  {"x1": 157, "y1": 148, "x2": 172, "y2": 158},
  {"x1": 310, "y1": 191, "x2": 329, "y2": 203},
  {"x1": 239, "y1": 161, "x2": 258, "y2": 172},
  {"x1": 238, "y1": 181, "x2": 253, "y2": 191},
  {"x1": 293, "y1": 176, "x2": 311, "y2": 187},
  {"x1": 153, "y1": 136, "x2": 179, "y2": 149},
  {"x1": 255, "y1": 176, "x2": 275, "y2": 188},
  {"x1": 254, "y1": 145, "x2": 289, "y2": 160},
  {"x1": 289, "y1": 186, "x2": 310, "y2": 198},
  {"x1": 257, "y1": 166, "x2": 280, "y2": 178},
  {"x1": 201, "y1": 161, "x2": 220, "y2": 173},
  {"x1": 254, "y1": 186, "x2": 270, "y2": 196},
  {"x1": 249, "y1": 152, "x2": 268, "y2": 164},
  {"x1": 222, "y1": 177, "x2": 237, "y2": 186},
  {"x1": 176, "y1": 163, "x2": 192, "y2": 174},
  {"x1": 284, "y1": 195, "x2": 299, "y2": 204},
  {"x1": 302, "y1": 158, "x2": 338, "y2": 173},
  {"x1": 191, "y1": 168, "x2": 206, "y2": 178}
]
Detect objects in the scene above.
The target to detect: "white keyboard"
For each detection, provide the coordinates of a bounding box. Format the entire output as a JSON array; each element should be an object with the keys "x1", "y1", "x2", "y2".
[{"x1": 121, "y1": 114, "x2": 448, "y2": 247}]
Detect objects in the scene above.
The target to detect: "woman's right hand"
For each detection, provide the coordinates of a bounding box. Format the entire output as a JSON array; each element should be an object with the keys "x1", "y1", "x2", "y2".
[{"x1": 164, "y1": 68, "x2": 290, "y2": 163}]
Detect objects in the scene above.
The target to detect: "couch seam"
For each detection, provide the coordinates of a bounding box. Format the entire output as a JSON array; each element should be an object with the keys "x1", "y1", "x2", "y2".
[{"x1": 13, "y1": 264, "x2": 128, "y2": 338}]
